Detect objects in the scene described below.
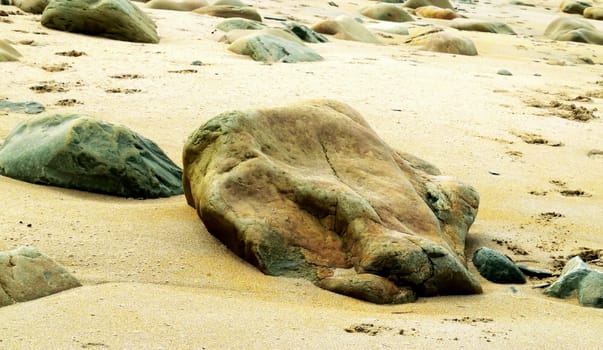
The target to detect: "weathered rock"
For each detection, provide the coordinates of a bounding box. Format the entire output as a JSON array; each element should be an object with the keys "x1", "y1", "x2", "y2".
[
  {"x1": 146, "y1": 0, "x2": 207, "y2": 11},
  {"x1": 360, "y1": 3, "x2": 414, "y2": 22},
  {"x1": 450, "y1": 19, "x2": 516, "y2": 35},
  {"x1": 414, "y1": 6, "x2": 463, "y2": 19},
  {"x1": 545, "y1": 17, "x2": 603, "y2": 45},
  {"x1": 584, "y1": 7, "x2": 603, "y2": 20},
  {"x1": 183, "y1": 99, "x2": 482, "y2": 304},
  {"x1": 11, "y1": 0, "x2": 48, "y2": 13},
  {"x1": 41, "y1": 0, "x2": 159, "y2": 43},
  {"x1": 0, "y1": 114, "x2": 183, "y2": 198},
  {"x1": 0, "y1": 246, "x2": 81, "y2": 307},
  {"x1": 366, "y1": 22, "x2": 410, "y2": 35},
  {"x1": 194, "y1": 5, "x2": 262, "y2": 21},
  {"x1": 216, "y1": 18, "x2": 267, "y2": 32},
  {"x1": 312, "y1": 15, "x2": 381, "y2": 44},
  {"x1": 406, "y1": 28, "x2": 478, "y2": 55},
  {"x1": 403, "y1": 0, "x2": 454, "y2": 9},
  {"x1": 544, "y1": 256, "x2": 603, "y2": 308},
  {"x1": 317, "y1": 273, "x2": 417, "y2": 304},
  {"x1": 560, "y1": 0, "x2": 592, "y2": 14},
  {"x1": 0, "y1": 100, "x2": 45, "y2": 114},
  {"x1": 0, "y1": 39, "x2": 21, "y2": 62},
  {"x1": 285, "y1": 23, "x2": 329, "y2": 43},
  {"x1": 228, "y1": 33, "x2": 322, "y2": 63},
  {"x1": 472, "y1": 247, "x2": 526, "y2": 284}
]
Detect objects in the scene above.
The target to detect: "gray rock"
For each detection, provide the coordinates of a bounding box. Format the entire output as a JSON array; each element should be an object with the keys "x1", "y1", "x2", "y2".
[
  {"x1": 194, "y1": 5, "x2": 262, "y2": 21},
  {"x1": 216, "y1": 18, "x2": 267, "y2": 32},
  {"x1": 0, "y1": 114, "x2": 183, "y2": 198},
  {"x1": 41, "y1": 0, "x2": 159, "y2": 43},
  {"x1": 284, "y1": 23, "x2": 329, "y2": 43},
  {"x1": 182, "y1": 99, "x2": 482, "y2": 304},
  {"x1": 560, "y1": 0, "x2": 592, "y2": 14},
  {"x1": 228, "y1": 34, "x2": 323, "y2": 63},
  {"x1": 545, "y1": 17, "x2": 603, "y2": 45},
  {"x1": 544, "y1": 256, "x2": 603, "y2": 308},
  {"x1": 472, "y1": 247, "x2": 526, "y2": 284},
  {"x1": 11, "y1": 0, "x2": 48, "y2": 13},
  {"x1": 0, "y1": 100, "x2": 45, "y2": 114},
  {"x1": 497, "y1": 69, "x2": 512, "y2": 76},
  {"x1": 0, "y1": 246, "x2": 81, "y2": 307}
]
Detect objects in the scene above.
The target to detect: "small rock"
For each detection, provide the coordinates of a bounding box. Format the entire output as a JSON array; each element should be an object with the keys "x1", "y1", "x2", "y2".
[
  {"x1": 472, "y1": 247, "x2": 526, "y2": 284},
  {"x1": 544, "y1": 256, "x2": 603, "y2": 308},
  {"x1": 497, "y1": 69, "x2": 513, "y2": 76},
  {"x1": 191, "y1": 60, "x2": 204, "y2": 66}
]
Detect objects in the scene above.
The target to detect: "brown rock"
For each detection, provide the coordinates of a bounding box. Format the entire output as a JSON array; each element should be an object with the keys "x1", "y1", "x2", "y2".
[
  {"x1": 312, "y1": 15, "x2": 381, "y2": 44},
  {"x1": 414, "y1": 6, "x2": 463, "y2": 20},
  {"x1": 560, "y1": 0, "x2": 592, "y2": 14},
  {"x1": 360, "y1": 3, "x2": 414, "y2": 22},
  {"x1": 403, "y1": 0, "x2": 454, "y2": 9},
  {"x1": 584, "y1": 7, "x2": 603, "y2": 20},
  {"x1": 406, "y1": 28, "x2": 478, "y2": 55},
  {"x1": 182, "y1": 99, "x2": 482, "y2": 304}
]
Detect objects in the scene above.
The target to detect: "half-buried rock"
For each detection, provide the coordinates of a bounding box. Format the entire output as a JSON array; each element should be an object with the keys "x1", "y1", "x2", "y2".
[
  {"x1": 41, "y1": 0, "x2": 159, "y2": 43},
  {"x1": 312, "y1": 15, "x2": 381, "y2": 44},
  {"x1": 450, "y1": 19, "x2": 516, "y2": 35},
  {"x1": 183, "y1": 99, "x2": 482, "y2": 304},
  {"x1": 146, "y1": 0, "x2": 207, "y2": 11},
  {"x1": 0, "y1": 246, "x2": 81, "y2": 307},
  {"x1": 0, "y1": 114, "x2": 183, "y2": 198},
  {"x1": 545, "y1": 16, "x2": 603, "y2": 45},
  {"x1": 228, "y1": 33, "x2": 322, "y2": 63},
  {"x1": 406, "y1": 27, "x2": 478, "y2": 55},
  {"x1": 360, "y1": 3, "x2": 414, "y2": 22}
]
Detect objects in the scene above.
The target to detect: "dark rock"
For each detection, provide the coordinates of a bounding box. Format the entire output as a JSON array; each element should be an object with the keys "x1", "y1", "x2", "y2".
[
  {"x1": 0, "y1": 246, "x2": 81, "y2": 307},
  {"x1": 228, "y1": 33, "x2": 322, "y2": 63},
  {"x1": 450, "y1": 19, "x2": 516, "y2": 35},
  {"x1": 472, "y1": 247, "x2": 526, "y2": 284},
  {"x1": 41, "y1": 0, "x2": 159, "y2": 43},
  {"x1": 545, "y1": 17, "x2": 603, "y2": 45},
  {"x1": 216, "y1": 18, "x2": 267, "y2": 32},
  {"x1": 497, "y1": 69, "x2": 512, "y2": 76},
  {"x1": 182, "y1": 99, "x2": 482, "y2": 304},
  {"x1": 0, "y1": 39, "x2": 22, "y2": 62},
  {"x1": 544, "y1": 256, "x2": 603, "y2": 308},
  {"x1": 0, "y1": 100, "x2": 45, "y2": 114},
  {"x1": 517, "y1": 265, "x2": 553, "y2": 279},
  {"x1": 560, "y1": 0, "x2": 592, "y2": 14},
  {"x1": 284, "y1": 23, "x2": 329, "y2": 43},
  {"x1": 0, "y1": 114, "x2": 183, "y2": 198}
]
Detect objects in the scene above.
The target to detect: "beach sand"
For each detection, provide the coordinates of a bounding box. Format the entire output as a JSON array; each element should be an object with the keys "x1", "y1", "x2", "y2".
[{"x1": 1, "y1": 0, "x2": 602, "y2": 348}]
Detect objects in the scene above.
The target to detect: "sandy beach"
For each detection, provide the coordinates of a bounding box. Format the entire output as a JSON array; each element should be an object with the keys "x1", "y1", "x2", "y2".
[{"x1": 1, "y1": 0, "x2": 602, "y2": 347}]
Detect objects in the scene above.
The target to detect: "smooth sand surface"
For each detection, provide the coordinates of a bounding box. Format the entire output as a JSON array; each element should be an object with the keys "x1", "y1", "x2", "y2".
[{"x1": 1, "y1": 0, "x2": 602, "y2": 348}]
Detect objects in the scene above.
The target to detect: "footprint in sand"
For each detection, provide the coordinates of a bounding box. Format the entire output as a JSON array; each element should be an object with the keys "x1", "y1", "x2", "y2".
[
  {"x1": 105, "y1": 88, "x2": 142, "y2": 94},
  {"x1": 55, "y1": 50, "x2": 86, "y2": 57},
  {"x1": 110, "y1": 74, "x2": 144, "y2": 79},
  {"x1": 510, "y1": 131, "x2": 563, "y2": 146}
]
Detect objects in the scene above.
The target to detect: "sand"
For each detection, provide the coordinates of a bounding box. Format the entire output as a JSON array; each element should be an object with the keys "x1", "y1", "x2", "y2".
[{"x1": 1, "y1": 0, "x2": 602, "y2": 348}]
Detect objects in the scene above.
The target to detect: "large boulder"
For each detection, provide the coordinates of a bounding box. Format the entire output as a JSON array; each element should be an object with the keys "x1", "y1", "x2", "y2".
[
  {"x1": 544, "y1": 256, "x2": 603, "y2": 308},
  {"x1": 450, "y1": 19, "x2": 516, "y2": 35},
  {"x1": 146, "y1": 0, "x2": 207, "y2": 11},
  {"x1": 0, "y1": 39, "x2": 21, "y2": 62},
  {"x1": 545, "y1": 16, "x2": 603, "y2": 45},
  {"x1": 0, "y1": 246, "x2": 81, "y2": 307},
  {"x1": 472, "y1": 247, "x2": 526, "y2": 284},
  {"x1": 312, "y1": 15, "x2": 381, "y2": 44},
  {"x1": 41, "y1": 0, "x2": 159, "y2": 43},
  {"x1": 406, "y1": 28, "x2": 478, "y2": 55},
  {"x1": 228, "y1": 33, "x2": 322, "y2": 63},
  {"x1": 360, "y1": 3, "x2": 414, "y2": 22},
  {"x1": 182, "y1": 99, "x2": 482, "y2": 304},
  {"x1": 0, "y1": 114, "x2": 183, "y2": 198}
]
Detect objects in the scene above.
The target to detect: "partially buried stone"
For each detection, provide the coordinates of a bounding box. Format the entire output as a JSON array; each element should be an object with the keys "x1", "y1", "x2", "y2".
[
  {"x1": 216, "y1": 18, "x2": 267, "y2": 32},
  {"x1": 41, "y1": 0, "x2": 159, "y2": 43},
  {"x1": 182, "y1": 99, "x2": 482, "y2": 304},
  {"x1": 0, "y1": 114, "x2": 183, "y2": 198},
  {"x1": 544, "y1": 256, "x2": 603, "y2": 308},
  {"x1": 312, "y1": 15, "x2": 381, "y2": 44},
  {"x1": 406, "y1": 28, "x2": 477, "y2": 56},
  {"x1": 472, "y1": 247, "x2": 526, "y2": 284},
  {"x1": 497, "y1": 69, "x2": 512, "y2": 76},
  {"x1": 228, "y1": 34, "x2": 322, "y2": 63},
  {"x1": 0, "y1": 100, "x2": 45, "y2": 114},
  {"x1": 0, "y1": 246, "x2": 81, "y2": 307},
  {"x1": 284, "y1": 23, "x2": 329, "y2": 43},
  {"x1": 194, "y1": 5, "x2": 262, "y2": 21}
]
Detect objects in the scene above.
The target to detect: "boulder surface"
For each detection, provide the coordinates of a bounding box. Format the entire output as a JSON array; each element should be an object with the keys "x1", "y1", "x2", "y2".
[
  {"x1": 544, "y1": 256, "x2": 603, "y2": 308},
  {"x1": 183, "y1": 99, "x2": 482, "y2": 303},
  {"x1": 312, "y1": 15, "x2": 381, "y2": 44},
  {"x1": 0, "y1": 114, "x2": 183, "y2": 198},
  {"x1": 41, "y1": 0, "x2": 159, "y2": 43},
  {"x1": 228, "y1": 33, "x2": 322, "y2": 63},
  {"x1": 0, "y1": 246, "x2": 81, "y2": 307},
  {"x1": 472, "y1": 247, "x2": 526, "y2": 284}
]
